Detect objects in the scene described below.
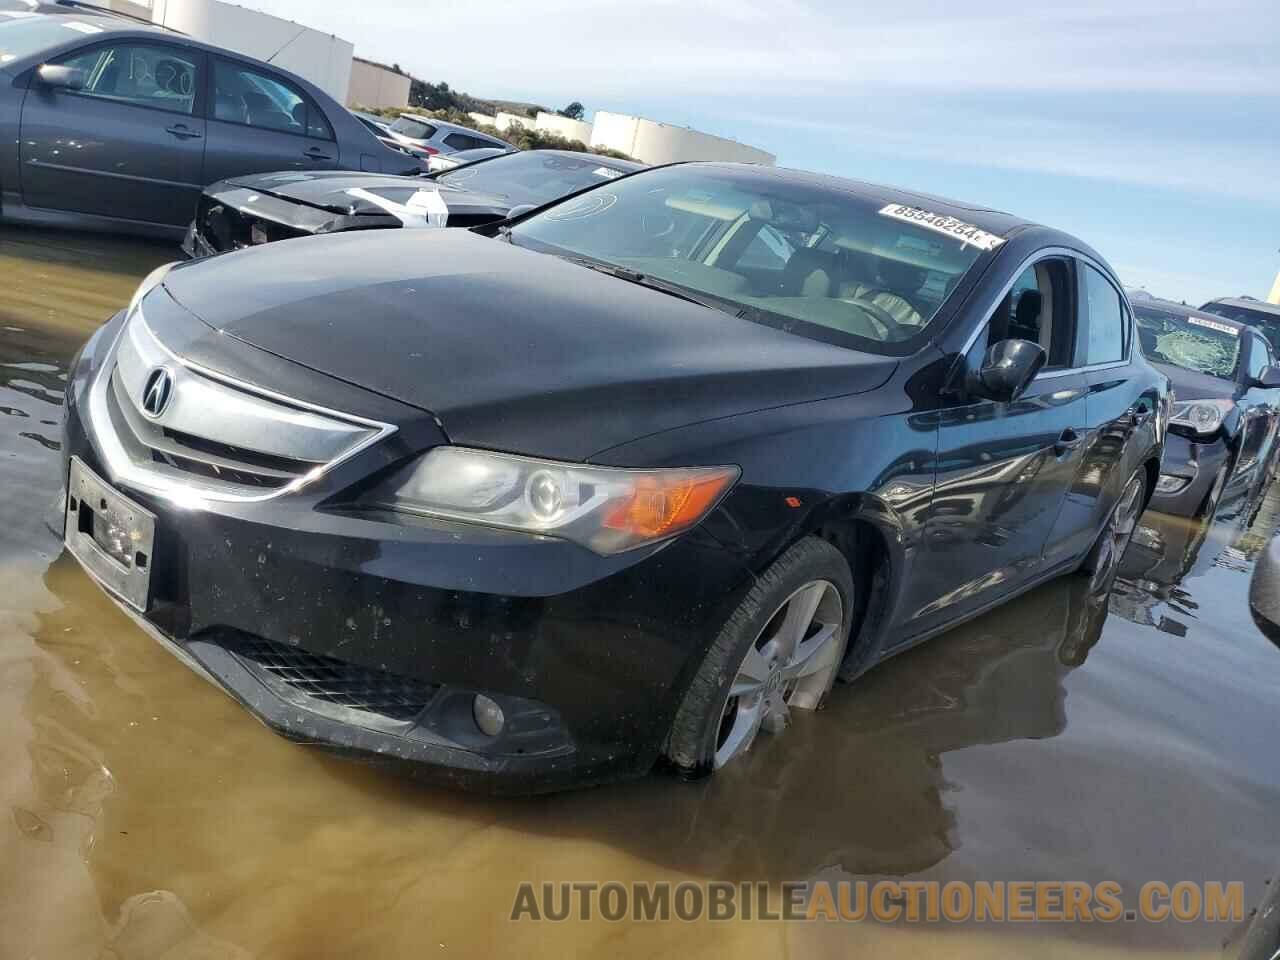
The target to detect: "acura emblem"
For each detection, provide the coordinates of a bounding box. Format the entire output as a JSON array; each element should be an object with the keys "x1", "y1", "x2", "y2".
[{"x1": 140, "y1": 366, "x2": 174, "y2": 418}]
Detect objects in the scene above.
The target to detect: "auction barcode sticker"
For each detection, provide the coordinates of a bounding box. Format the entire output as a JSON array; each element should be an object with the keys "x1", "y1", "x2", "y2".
[
  {"x1": 878, "y1": 204, "x2": 1006, "y2": 252},
  {"x1": 1188, "y1": 316, "x2": 1238, "y2": 336}
]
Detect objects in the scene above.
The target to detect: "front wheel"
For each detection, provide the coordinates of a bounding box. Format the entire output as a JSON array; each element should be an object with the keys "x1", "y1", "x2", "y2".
[
  {"x1": 1080, "y1": 469, "x2": 1147, "y2": 599},
  {"x1": 664, "y1": 537, "x2": 855, "y2": 776}
]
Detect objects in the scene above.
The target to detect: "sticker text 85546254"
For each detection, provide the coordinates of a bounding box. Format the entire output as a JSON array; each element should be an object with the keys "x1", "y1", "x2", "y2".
[{"x1": 878, "y1": 204, "x2": 1006, "y2": 252}]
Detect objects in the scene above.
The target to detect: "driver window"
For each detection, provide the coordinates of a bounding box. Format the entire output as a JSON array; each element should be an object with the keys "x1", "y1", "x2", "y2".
[
  {"x1": 55, "y1": 43, "x2": 198, "y2": 116},
  {"x1": 984, "y1": 258, "x2": 1075, "y2": 369}
]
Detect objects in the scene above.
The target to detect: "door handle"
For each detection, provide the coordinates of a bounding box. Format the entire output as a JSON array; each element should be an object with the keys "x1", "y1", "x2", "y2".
[
  {"x1": 1055, "y1": 428, "x2": 1083, "y2": 456},
  {"x1": 303, "y1": 147, "x2": 332, "y2": 161},
  {"x1": 165, "y1": 124, "x2": 202, "y2": 140}
]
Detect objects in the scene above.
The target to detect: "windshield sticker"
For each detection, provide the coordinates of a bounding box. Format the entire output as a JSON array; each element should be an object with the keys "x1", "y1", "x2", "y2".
[
  {"x1": 593, "y1": 166, "x2": 623, "y2": 179},
  {"x1": 1187, "y1": 316, "x2": 1238, "y2": 336},
  {"x1": 878, "y1": 203, "x2": 1006, "y2": 252},
  {"x1": 62, "y1": 21, "x2": 104, "y2": 33}
]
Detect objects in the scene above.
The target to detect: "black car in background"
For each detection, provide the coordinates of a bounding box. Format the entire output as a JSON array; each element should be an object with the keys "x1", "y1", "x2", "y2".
[
  {"x1": 1201, "y1": 297, "x2": 1280, "y2": 349},
  {"x1": 62, "y1": 162, "x2": 1166, "y2": 792},
  {"x1": 1135, "y1": 298, "x2": 1280, "y2": 516},
  {"x1": 182, "y1": 149, "x2": 642, "y2": 257},
  {"x1": 0, "y1": 9, "x2": 421, "y2": 238}
]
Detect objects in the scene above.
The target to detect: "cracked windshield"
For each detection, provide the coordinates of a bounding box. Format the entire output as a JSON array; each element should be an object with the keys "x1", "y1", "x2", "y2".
[{"x1": 2, "y1": 1, "x2": 1279, "y2": 958}]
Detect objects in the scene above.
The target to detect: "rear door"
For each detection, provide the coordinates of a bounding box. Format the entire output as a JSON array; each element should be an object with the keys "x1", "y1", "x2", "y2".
[
  {"x1": 19, "y1": 38, "x2": 206, "y2": 225},
  {"x1": 203, "y1": 57, "x2": 339, "y2": 183},
  {"x1": 1053, "y1": 261, "x2": 1156, "y2": 559}
]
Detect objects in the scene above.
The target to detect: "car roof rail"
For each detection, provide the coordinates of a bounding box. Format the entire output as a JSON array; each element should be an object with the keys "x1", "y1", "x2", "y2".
[{"x1": 53, "y1": 0, "x2": 185, "y2": 33}]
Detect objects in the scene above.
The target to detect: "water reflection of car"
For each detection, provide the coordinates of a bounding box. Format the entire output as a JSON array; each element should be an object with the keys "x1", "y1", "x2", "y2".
[
  {"x1": 182, "y1": 149, "x2": 642, "y2": 257},
  {"x1": 0, "y1": 8, "x2": 423, "y2": 238},
  {"x1": 1135, "y1": 298, "x2": 1280, "y2": 517},
  {"x1": 64, "y1": 162, "x2": 1167, "y2": 792}
]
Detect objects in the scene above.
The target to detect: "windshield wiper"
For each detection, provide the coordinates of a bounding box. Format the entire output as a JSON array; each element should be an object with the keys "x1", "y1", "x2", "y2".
[{"x1": 559, "y1": 256, "x2": 744, "y2": 317}]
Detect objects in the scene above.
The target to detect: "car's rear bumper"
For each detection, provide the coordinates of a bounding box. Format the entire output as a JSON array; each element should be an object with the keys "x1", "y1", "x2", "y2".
[{"x1": 61, "y1": 316, "x2": 754, "y2": 793}]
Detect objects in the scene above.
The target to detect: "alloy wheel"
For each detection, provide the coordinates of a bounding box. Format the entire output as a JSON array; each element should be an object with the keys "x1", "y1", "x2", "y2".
[
  {"x1": 1089, "y1": 473, "x2": 1144, "y2": 598},
  {"x1": 713, "y1": 580, "x2": 844, "y2": 768}
]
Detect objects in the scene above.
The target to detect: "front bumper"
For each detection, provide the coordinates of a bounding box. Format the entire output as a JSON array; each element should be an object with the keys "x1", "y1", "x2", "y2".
[
  {"x1": 62, "y1": 312, "x2": 753, "y2": 793},
  {"x1": 1148, "y1": 431, "x2": 1229, "y2": 517}
]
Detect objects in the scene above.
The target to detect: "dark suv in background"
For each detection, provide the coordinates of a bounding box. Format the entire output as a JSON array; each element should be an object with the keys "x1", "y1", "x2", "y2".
[
  {"x1": 1201, "y1": 297, "x2": 1280, "y2": 349},
  {"x1": 0, "y1": 8, "x2": 422, "y2": 238}
]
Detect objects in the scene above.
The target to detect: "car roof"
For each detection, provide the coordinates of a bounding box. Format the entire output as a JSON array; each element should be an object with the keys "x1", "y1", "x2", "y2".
[
  {"x1": 1134, "y1": 295, "x2": 1253, "y2": 334},
  {"x1": 1204, "y1": 297, "x2": 1280, "y2": 318},
  {"x1": 683, "y1": 162, "x2": 1032, "y2": 238},
  {"x1": 6, "y1": 1, "x2": 173, "y2": 32}
]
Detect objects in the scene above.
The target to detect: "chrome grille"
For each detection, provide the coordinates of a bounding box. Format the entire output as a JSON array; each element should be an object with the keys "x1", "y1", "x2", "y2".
[{"x1": 87, "y1": 307, "x2": 394, "y2": 501}]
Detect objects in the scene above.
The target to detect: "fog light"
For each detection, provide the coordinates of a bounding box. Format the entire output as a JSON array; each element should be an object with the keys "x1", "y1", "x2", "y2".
[
  {"x1": 473, "y1": 694, "x2": 505, "y2": 737},
  {"x1": 1155, "y1": 474, "x2": 1191, "y2": 495}
]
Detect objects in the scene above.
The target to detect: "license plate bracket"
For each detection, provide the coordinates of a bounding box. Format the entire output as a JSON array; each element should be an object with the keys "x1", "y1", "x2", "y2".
[{"x1": 64, "y1": 456, "x2": 156, "y2": 611}]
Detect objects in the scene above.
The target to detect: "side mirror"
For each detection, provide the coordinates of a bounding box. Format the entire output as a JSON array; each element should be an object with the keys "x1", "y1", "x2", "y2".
[
  {"x1": 971, "y1": 338, "x2": 1046, "y2": 403},
  {"x1": 1253, "y1": 365, "x2": 1280, "y2": 389},
  {"x1": 36, "y1": 64, "x2": 87, "y2": 91}
]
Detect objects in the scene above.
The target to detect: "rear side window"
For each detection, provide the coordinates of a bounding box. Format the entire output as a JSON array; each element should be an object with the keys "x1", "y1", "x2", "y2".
[
  {"x1": 54, "y1": 42, "x2": 199, "y2": 116},
  {"x1": 390, "y1": 116, "x2": 435, "y2": 140},
  {"x1": 213, "y1": 59, "x2": 330, "y2": 138},
  {"x1": 443, "y1": 132, "x2": 486, "y2": 151},
  {"x1": 1082, "y1": 264, "x2": 1126, "y2": 364}
]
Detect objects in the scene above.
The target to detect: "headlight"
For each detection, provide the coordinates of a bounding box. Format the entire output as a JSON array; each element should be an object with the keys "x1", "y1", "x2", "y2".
[
  {"x1": 128, "y1": 261, "x2": 179, "y2": 315},
  {"x1": 371, "y1": 447, "x2": 740, "y2": 555},
  {"x1": 1168, "y1": 398, "x2": 1233, "y2": 436}
]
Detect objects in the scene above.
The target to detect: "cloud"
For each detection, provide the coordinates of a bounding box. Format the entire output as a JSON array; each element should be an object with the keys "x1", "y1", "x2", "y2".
[{"x1": 248, "y1": 0, "x2": 1280, "y2": 97}]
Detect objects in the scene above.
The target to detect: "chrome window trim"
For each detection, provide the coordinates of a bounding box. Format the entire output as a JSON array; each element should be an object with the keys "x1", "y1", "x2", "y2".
[
  {"x1": 86, "y1": 306, "x2": 397, "y2": 505},
  {"x1": 957, "y1": 245, "x2": 1134, "y2": 376}
]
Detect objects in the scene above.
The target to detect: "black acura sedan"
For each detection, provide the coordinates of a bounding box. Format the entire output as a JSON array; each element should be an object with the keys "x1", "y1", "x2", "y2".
[
  {"x1": 1135, "y1": 298, "x2": 1280, "y2": 517},
  {"x1": 61, "y1": 163, "x2": 1166, "y2": 792},
  {"x1": 182, "y1": 149, "x2": 641, "y2": 257}
]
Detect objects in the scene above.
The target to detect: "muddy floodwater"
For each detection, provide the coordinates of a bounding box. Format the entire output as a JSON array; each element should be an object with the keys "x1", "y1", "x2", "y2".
[{"x1": 3, "y1": 225, "x2": 1280, "y2": 959}]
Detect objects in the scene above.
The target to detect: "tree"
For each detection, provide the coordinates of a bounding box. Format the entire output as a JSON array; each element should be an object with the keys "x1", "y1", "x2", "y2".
[{"x1": 558, "y1": 101, "x2": 585, "y2": 121}]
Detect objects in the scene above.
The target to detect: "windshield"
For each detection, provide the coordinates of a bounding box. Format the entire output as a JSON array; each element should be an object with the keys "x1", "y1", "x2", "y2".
[
  {"x1": 0, "y1": 14, "x2": 97, "y2": 64},
  {"x1": 390, "y1": 116, "x2": 434, "y2": 140},
  {"x1": 439, "y1": 152, "x2": 628, "y2": 203},
  {"x1": 1200, "y1": 301, "x2": 1280, "y2": 350},
  {"x1": 1135, "y1": 306, "x2": 1240, "y2": 379},
  {"x1": 510, "y1": 165, "x2": 995, "y2": 353}
]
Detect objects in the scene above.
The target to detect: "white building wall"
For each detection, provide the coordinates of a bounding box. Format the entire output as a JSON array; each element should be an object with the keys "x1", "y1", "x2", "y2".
[
  {"x1": 468, "y1": 112, "x2": 499, "y2": 127},
  {"x1": 494, "y1": 111, "x2": 535, "y2": 133},
  {"x1": 347, "y1": 59, "x2": 410, "y2": 109},
  {"x1": 148, "y1": 0, "x2": 354, "y2": 103},
  {"x1": 590, "y1": 111, "x2": 774, "y2": 166},
  {"x1": 535, "y1": 112, "x2": 592, "y2": 144},
  {"x1": 1269, "y1": 271, "x2": 1280, "y2": 306}
]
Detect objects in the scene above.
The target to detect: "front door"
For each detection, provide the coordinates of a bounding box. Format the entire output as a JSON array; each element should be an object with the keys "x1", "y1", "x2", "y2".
[
  {"x1": 906, "y1": 256, "x2": 1090, "y2": 638},
  {"x1": 20, "y1": 40, "x2": 206, "y2": 225}
]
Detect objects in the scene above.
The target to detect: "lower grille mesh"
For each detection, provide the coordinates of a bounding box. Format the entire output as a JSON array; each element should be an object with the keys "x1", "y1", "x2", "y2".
[{"x1": 232, "y1": 637, "x2": 438, "y2": 722}]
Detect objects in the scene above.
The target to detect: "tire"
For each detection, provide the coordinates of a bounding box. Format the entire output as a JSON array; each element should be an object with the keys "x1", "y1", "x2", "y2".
[
  {"x1": 1079, "y1": 468, "x2": 1147, "y2": 599},
  {"x1": 664, "y1": 536, "x2": 855, "y2": 776}
]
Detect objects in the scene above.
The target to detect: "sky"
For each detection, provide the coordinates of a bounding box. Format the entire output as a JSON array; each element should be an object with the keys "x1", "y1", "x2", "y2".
[{"x1": 247, "y1": 0, "x2": 1279, "y2": 306}]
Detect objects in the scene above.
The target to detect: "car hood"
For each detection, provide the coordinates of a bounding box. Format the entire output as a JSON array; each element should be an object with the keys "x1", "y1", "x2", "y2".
[
  {"x1": 1150, "y1": 361, "x2": 1236, "y2": 402},
  {"x1": 219, "y1": 170, "x2": 512, "y2": 220},
  {"x1": 160, "y1": 229, "x2": 898, "y2": 461}
]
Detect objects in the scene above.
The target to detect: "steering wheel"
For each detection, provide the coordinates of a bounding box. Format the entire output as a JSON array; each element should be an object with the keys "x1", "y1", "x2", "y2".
[{"x1": 849, "y1": 296, "x2": 912, "y2": 341}]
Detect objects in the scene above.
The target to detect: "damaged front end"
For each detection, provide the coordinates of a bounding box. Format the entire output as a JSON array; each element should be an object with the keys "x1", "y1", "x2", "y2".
[{"x1": 182, "y1": 182, "x2": 402, "y2": 259}]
